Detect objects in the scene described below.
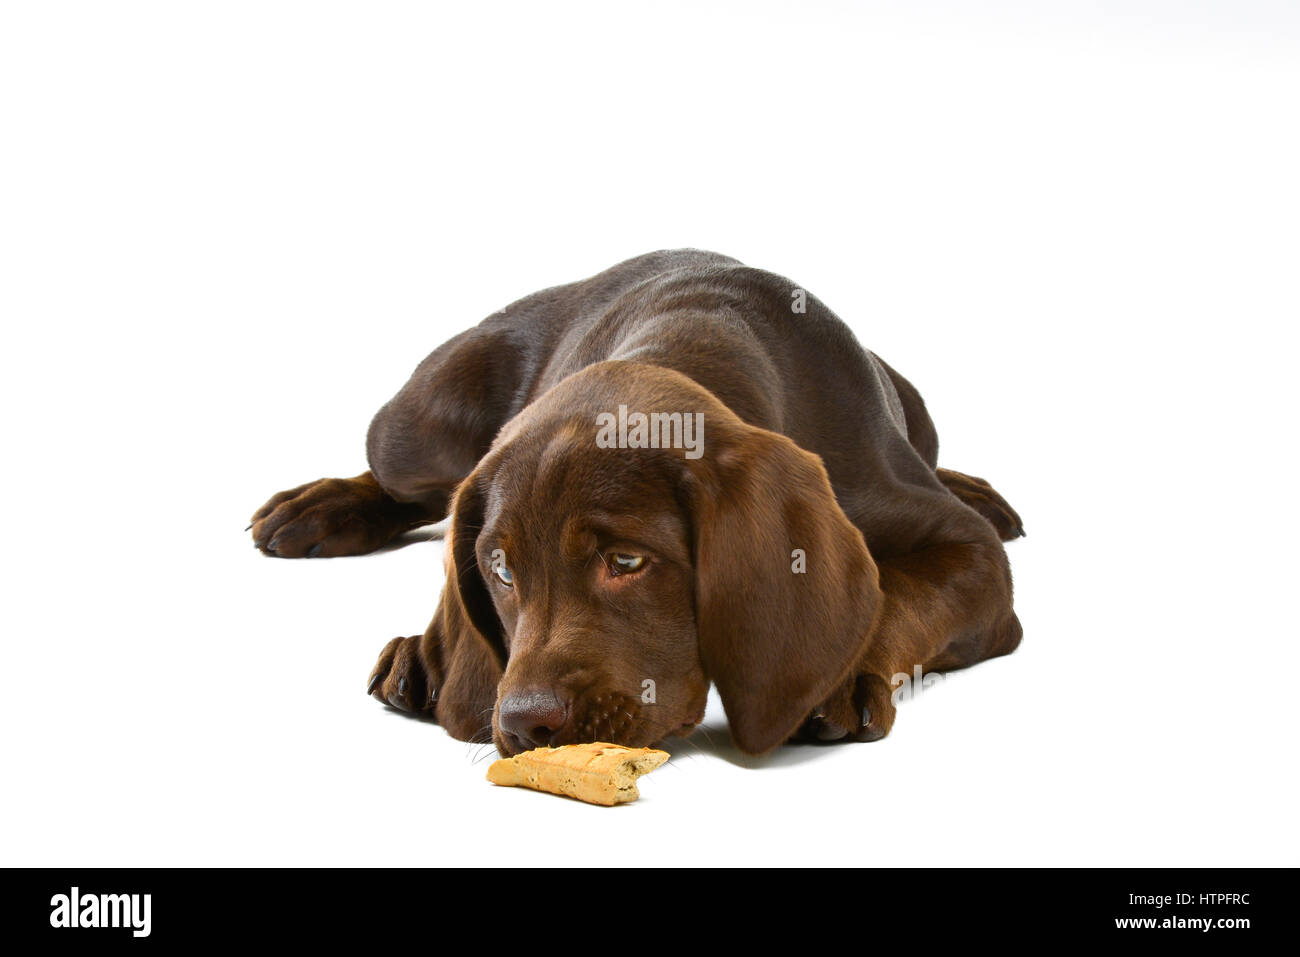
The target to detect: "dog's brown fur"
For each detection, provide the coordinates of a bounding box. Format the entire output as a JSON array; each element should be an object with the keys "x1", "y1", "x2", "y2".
[{"x1": 251, "y1": 250, "x2": 1024, "y2": 755}]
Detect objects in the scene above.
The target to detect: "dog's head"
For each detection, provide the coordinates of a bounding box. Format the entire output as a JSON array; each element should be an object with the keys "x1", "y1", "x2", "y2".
[{"x1": 442, "y1": 361, "x2": 881, "y2": 756}]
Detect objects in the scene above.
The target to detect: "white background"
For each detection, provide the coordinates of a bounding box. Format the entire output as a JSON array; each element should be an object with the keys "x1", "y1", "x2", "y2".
[{"x1": 2, "y1": 1, "x2": 1297, "y2": 866}]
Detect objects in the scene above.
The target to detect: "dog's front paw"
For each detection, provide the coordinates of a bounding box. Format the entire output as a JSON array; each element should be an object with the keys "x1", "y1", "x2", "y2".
[
  {"x1": 250, "y1": 473, "x2": 427, "y2": 558},
  {"x1": 795, "y1": 673, "x2": 897, "y2": 743},
  {"x1": 367, "y1": 633, "x2": 441, "y2": 716}
]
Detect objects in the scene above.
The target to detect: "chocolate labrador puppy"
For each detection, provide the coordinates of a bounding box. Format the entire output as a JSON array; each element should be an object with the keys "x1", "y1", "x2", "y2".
[{"x1": 250, "y1": 249, "x2": 1024, "y2": 756}]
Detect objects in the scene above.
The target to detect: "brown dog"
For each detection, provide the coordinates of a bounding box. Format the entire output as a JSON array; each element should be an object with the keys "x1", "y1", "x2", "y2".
[{"x1": 250, "y1": 249, "x2": 1024, "y2": 756}]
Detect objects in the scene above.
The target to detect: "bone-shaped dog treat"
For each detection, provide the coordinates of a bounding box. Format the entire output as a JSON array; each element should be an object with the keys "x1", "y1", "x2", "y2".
[{"x1": 486, "y1": 742, "x2": 669, "y2": 805}]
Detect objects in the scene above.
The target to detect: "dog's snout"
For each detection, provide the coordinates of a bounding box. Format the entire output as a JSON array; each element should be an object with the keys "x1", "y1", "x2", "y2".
[{"x1": 498, "y1": 687, "x2": 570, "y2": 750}]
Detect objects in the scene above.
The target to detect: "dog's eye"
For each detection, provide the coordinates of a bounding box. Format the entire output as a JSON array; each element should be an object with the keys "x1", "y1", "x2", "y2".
[
  {"x1": 492, "y1": 561, "x2": 514, "y2": 587},
  {"x1": 607, "y1": 553, "x2": 646, "y2": 576}
]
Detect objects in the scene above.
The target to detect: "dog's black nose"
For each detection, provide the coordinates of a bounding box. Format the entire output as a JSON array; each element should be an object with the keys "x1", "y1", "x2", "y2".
[{"x1": 498, "y1": 687, "x2": 570, "y2": 751}]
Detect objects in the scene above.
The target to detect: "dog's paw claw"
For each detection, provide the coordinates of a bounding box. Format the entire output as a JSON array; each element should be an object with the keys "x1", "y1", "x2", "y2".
[{"x1": 852, "y1": 676, "x2": 897, "y2": 742}]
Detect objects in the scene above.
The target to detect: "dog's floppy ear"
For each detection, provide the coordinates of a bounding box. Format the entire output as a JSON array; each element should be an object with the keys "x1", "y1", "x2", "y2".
[
  {"x1": 445, "y1": 470, "x2": 507, "y2": 668},
  {"x1": 687, "y1": 424, "x2": 882, "y2": 754},
  {"x1": 412, "y1": 470, "x2": 506, "y2": 742}
]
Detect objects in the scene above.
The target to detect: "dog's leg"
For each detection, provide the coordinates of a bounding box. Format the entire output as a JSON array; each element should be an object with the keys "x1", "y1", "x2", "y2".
[
  {"x1": 366, "y1": 579, "x2": 504, "y2": 744},
  {"x1": 251, "y1": 322, "x2": 537, "y2": 556},
  {"x1": 252, "y1": 255, "x2": 708, "y2": 559},
  {"x1": 873, "y1": 357, "x2": 1025, "y2": 541},
  {"x1": 799, "y1": 529, "x2": 1020, "y2": 743},
  {"x1": 936, "y1": 468, "x2": 1025, "y2": 541}
]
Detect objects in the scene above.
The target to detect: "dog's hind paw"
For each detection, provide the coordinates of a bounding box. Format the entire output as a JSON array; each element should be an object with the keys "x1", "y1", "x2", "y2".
[{"x1": 936, "y1": 468, "x2": 1025, "y2": 542}]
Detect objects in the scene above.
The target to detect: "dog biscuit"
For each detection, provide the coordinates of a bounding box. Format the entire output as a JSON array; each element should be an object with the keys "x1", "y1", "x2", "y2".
[{"x1": 486, "y1": 742, "x2": 669, "y2": 805}]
